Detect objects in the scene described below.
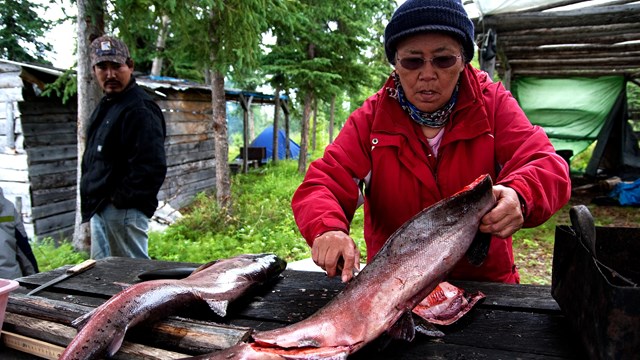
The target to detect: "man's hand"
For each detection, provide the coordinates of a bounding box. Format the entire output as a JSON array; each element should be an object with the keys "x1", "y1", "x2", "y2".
[
  {"x1": 479, "y1": 185, "x2": 524, "y2": 239},
  {"x1": 311, "y1": 230, "x2": 360, "y2": 282}
]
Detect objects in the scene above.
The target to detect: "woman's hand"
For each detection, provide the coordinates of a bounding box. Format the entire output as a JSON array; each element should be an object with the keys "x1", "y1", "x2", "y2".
[
  {"x1": 479, "y1": 185, "x2": 524, "y2": 238},
  {"x1": 311, "y1": 230, "x2": 360, "y2": 282}
]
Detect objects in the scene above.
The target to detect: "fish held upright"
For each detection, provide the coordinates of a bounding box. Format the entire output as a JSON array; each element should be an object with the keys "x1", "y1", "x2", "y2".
[{"x1": 194, "y1": 174, "x2": 496, "y2": 360}]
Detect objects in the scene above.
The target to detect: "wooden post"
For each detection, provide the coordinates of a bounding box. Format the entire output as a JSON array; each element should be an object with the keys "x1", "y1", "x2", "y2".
[
  {"x1": 272, "y1": 88, "x2": 281, "y2": 163},
  {"x1": 238, "y1": 94, "x2": 249, "y2": 174},
  {"x1": 5, "y1": 101, "x2": 15, "y2": 152},
  {"x1": 281, "y1": 100, "x2": 291, "y2": 159}
]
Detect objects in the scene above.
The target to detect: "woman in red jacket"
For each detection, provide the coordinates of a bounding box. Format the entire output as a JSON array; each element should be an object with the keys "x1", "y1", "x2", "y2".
[{"x1": 292, "y1": 0, "x2": 571, "y2": 284}]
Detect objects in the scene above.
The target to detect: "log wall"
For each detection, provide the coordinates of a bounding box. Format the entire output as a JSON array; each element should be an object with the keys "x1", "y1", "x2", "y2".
[
  {"x1": 474, "y1": 2, "x2": 640, "y2": 80},
  {"x1": 0, "y1": 62, "x2": 222, "y2": 241}
]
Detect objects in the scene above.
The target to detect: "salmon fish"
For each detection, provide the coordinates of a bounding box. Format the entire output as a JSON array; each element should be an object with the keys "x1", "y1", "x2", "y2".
[
  {"x1": 188, "y1": 174, "x2": 496, "y2": 359},
  {"x1": 59, "y1": 253, "x2": 287, "y2": 360}
]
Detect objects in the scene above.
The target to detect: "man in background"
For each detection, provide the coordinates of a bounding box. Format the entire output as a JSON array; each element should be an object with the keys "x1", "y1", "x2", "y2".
[
  {"x1": 0, "y1": 187, "x2": 38, "y2": 279},
  {"x1": 81, "y1": 35, "x2": 167, "y2": 259}
]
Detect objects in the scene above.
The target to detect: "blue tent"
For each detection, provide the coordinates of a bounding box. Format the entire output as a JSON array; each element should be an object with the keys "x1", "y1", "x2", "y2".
[{"x1": 249, "y1": 125, "x2": 300, "y2": 163}]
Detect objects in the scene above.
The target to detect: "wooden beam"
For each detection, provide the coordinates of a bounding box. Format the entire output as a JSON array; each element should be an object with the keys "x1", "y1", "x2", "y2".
[
  {"x1": 505, "y1": 50, "x2": 640, "y2": 61},
  {"x1": 508, "y1": 56, "x2": 640, "y2": 67},
  {"x1": 476, "y1": 4, "x2": 640, "y2": 32},
  {"x1": 512, "y1": 69, "x2": 637, "y2": 77},
  {"x1": 499, "y1": 32, "x2": 640, "y2": 47},
  {"x1": 504, "y1": 42, "x2": 640, "y2": 54}
]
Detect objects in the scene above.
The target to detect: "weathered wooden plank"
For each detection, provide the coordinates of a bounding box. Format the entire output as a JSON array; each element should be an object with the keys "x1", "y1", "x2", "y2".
[
  {"x1": 22, "y1": 133, "x2": 77, "y2": 147},
  {"x1": 160, "y1": 178, "x2": 215, "y2": 207},
  {"x1": 27, "y1": 159, "x2": 77, "y2": 177},
  {"x1": 0, "y1": 181, "x2": 30, "y2": 201},
  {"x1": 22, "y1": 111, "x2": 77, "y2": 128},
  {"x1": 4, "y1": 313, "x2": 75, "y2": 348},
  {"x1": 154, "y1": 91, "x2": 212, "y2": 103},
  {"x1": 166, "y1": 133, "x2": 213, "y2": 146},
  {"x1": 162, "y1": 179, "x2": 215, "y2": 203},
  {"x1": 0, "y1": 168, "x2": 29, "y2": 182},
  {"x1": 500, "y1": 32, "x2": 640, "y2": 47},
  {"x1": 3, "y1": 314, "x2": 191, "y2": 360},
  {"x1": 166, "y1": 140, "x2": 214, "y2": 156},
  {"x1": 2, "y1": 330, "x2": 65, "y2": 360},
  {"x1": 21, "y1": 122, "x2": 76, "y2": 137},
  {"x1": 0, "y1": 71, "x2": 24, "y2": 88},
  {"x1": 29, "y1": 171, "x2": 76, "y2": 190},
  {"x1": 31, "y1": 185, "x2": 76, "y2": 206},
  {"x1": 476, "y1": 4, "x2": 640, "y2": 32},
  {"x1": 166, "y1": 120, "x2": 211, "y2": 137},
  {"x1": 33, "y1": 211, "x2": 75, "y2": 235},
  {"x1": 35, "y1": 225, "x2": 74, "y2": 242},
  {"x1": 163, "y1": 168, "x2": 215, "y2": 196},
  {"x1": 0, "y1": 87, "x2": 23, "y2": 101},
  {"x1": 0, "y1": 153, "x2": 29, "y2": 170},
  {"x1": 25, "y1": 145, "x2": 76, "y2": 163},
  {"x1": 18, "y1": 100, "x2": 77, "y2": 116},
  {"x1": 166, "y1": 158, "x2": 215, "y2": 176},
  {"x1": 349, "y1": 340, "x2": 576, "y2": 360},
  {"x1": 31, "y1": 199, "x2": 75, "y2": 219},
  {"x1": 5, "y1": 296, "x2": 250, "y2": 356},
  {"x1": 166, "y1": 150, "x2": 214, "y2": 167},
  {"x1": 162, "y1": 109, "x2": 212, "y2": 122}
]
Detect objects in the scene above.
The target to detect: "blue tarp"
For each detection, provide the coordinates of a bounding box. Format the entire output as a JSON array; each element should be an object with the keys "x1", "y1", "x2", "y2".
[
  {"x1": 608, "y1": 179, "x2": 640, "y2": 206},
  {"x1": 250, "y1": 125, "x2": 300, "y2": 163}
]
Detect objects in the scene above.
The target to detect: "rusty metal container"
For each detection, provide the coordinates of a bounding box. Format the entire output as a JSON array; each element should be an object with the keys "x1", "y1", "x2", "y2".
[{"x1": 552, "y1": 206, "x2": 639, "y2": 360}]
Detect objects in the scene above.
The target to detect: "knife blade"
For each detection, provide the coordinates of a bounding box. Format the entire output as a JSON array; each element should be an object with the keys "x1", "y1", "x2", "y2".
[{"x1": 27, "y1": 259, "x2": 97, "y2": 296}]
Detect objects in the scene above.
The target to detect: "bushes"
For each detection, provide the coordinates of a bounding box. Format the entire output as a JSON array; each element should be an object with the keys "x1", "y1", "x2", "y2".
[{"x1": 149, "y1": 160, "x2": 318, "y2": 264}]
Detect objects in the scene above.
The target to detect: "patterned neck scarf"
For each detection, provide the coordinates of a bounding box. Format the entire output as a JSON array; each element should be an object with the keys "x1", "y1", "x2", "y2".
[{"x1": 391, "y1": 72, "x2": 459, "y2": 128}]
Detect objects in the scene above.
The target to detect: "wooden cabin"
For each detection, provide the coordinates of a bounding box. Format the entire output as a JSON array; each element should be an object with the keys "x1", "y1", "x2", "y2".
[{"x1": 0, "y1": 60, "x2": 286, "y2": 241}]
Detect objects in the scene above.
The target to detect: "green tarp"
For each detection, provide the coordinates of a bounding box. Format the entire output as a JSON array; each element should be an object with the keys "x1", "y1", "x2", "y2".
[{"x1": 512, "y1": 76, "x2": 625, "y2": 159}]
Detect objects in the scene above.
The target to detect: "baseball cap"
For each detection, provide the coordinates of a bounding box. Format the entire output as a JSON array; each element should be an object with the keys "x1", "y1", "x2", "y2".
[{"x1": 90, "y1": 36, "x2": 131, "y2": 67}]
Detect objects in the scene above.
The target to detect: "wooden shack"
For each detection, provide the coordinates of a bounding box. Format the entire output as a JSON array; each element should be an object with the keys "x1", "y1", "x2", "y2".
[
  {"x1": 0, "y1": 60, "x2": 286, "y2": 241},
  {"x1": 471, "y1": 0, "x2": 640, "y2": 178}
]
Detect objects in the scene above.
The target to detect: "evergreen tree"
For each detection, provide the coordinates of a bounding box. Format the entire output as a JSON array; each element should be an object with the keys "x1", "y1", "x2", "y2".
[
  {"x1": 263, "y1": 0, "x2": 395, "y2": 173},
  {"x1": 0, "y1": 0, "x2": 53, "y2": 63}
]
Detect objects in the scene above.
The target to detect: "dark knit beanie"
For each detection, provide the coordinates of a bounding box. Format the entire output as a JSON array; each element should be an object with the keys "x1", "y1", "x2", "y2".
[{"x1": 384, "y1": 0, "x2": 475, "y2": 64}]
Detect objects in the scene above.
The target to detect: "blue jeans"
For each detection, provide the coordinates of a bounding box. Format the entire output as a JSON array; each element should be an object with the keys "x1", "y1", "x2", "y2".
[{"x1": 90, "y1": 203, "x2": 150, "y2": 259}]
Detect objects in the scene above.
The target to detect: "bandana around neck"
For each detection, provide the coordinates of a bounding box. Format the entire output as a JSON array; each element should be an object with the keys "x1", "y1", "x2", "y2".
[{"x1": 392, "y1": 72, "x2": 459, "y2": 128}]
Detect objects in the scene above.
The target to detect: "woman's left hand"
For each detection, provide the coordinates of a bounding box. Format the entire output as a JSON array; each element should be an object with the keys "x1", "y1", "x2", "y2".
[{"x1": 479, "y1": 185, "x2": 524, "y2": 238}]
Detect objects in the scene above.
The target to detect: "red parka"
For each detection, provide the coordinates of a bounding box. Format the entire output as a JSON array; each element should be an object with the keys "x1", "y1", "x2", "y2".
[{"x1": 292, "y1": 65, "x2": 571, "y2": 283}]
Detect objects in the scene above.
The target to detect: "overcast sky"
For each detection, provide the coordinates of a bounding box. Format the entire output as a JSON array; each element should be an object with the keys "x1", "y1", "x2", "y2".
[{"x1": 38, "y1": 0, "x2": 408, "y2": 70}]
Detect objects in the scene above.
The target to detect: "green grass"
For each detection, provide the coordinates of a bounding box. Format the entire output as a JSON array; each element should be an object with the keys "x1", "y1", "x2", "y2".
[
  {"x1": 31, "y1": 238, "x2": 88, "y2": 271},
  {"x1": 148, "y1": 160, "x2": 313, "y2": 263},
  {"x1": 31, "y1": 153, "x2": 635, "y2": 286}
]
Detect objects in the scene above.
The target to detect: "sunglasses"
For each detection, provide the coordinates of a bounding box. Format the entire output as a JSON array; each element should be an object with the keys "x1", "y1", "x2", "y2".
[{"x1": 396, "y1": 54, "x2": 462, "y2": 70}]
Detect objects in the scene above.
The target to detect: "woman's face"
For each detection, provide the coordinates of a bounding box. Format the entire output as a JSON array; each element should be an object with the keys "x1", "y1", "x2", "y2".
[{"x1": 394, "y1": 33, "x2": 465, "y2": 113}]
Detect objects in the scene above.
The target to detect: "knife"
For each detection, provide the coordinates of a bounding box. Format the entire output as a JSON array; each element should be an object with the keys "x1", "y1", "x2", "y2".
[{"x1": 27, "y1": 259, "x2": 97, "y2": 296}]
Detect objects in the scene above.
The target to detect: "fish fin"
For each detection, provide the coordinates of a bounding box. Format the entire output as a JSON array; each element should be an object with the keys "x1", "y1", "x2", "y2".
[
  {"x1": 387, "y1": 311, "x2": 416, "y2": 342},
  {"x1": 71, "y1": 308, "x2": 97, "y2": 329},
  {"x1": 205, "y1": 299, "x2": 229, "y2": 317},
  {"x1": 414, "y1": 316, "x2": 445, "y2": 337},
  {"x1": 466, "y1": 231, "x2": 491, "y2": 266},
  {"x1": 192, "y1": 260, "x2": 219, "y2": 274},
  {"x1": 106, "y1": 329, "x2": 127, "y2": 357}
]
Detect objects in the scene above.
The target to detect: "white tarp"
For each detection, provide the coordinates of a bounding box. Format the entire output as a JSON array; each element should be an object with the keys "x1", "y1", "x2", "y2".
[{"x1": 464, "y1": 0, "x2": 621, "y2": 18}]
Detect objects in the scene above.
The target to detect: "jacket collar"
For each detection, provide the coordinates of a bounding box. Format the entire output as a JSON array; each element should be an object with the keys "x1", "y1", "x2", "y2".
[
  {"x1": 104, "y1": 76, "x2": 137, "y2": 102},
  {"x1": 374, "y1": 65, "x2": 489, "y2": 142},
  {"x1": 442, "y1": 65, "x2": 491, "y2": 145}
]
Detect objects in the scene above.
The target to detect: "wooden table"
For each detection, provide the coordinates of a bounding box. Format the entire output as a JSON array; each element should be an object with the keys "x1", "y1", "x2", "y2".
[{"x1": 2, "y1": 257, "x2": 584, "y2": 359}]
